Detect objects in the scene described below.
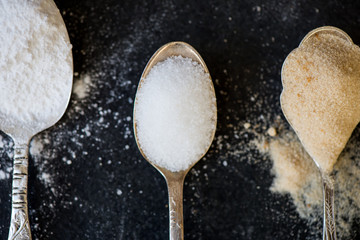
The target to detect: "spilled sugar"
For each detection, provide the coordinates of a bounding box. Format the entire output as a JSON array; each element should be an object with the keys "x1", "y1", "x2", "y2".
[
  {"x1": 0, "y1": 72, "x2": 94, "y2": 187},
  {"x1": 135, "y1": 56, "x2": 217, "y2": 172},
  {"x1": 29, "y1": 137, "x2": 54, "y2": 189},
  {"x1": 0, "y1": 134, "x2": 13, "y2": 180},
  {"x1": 253, "y1": 130, "x2": 322, "y2": 220},
  {"x1": 73, "y1": 74, "x2": 92, "y2": 99},
  {"x1": 253, "y1": 126, "x2": 360, "y2": 238}
]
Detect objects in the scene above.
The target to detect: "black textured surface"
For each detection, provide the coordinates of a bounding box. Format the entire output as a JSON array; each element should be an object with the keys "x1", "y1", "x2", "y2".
[{"x1": 1, "y1": 0, "x2": 360, "y2": 239}]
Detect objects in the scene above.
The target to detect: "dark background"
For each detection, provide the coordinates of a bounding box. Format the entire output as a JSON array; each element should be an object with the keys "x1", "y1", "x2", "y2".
[{"x1": 1, "y1": 0, "x2": 360, "y2": 239}]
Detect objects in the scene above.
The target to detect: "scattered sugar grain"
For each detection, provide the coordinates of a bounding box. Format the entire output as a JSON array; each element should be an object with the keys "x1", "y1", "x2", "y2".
[
  {"x1": 0, "y1": 170, "x2": 9, "y2": 180},
  {"x1": 266, "y1": 127, "x2": 277, "y2": 137},
  {"x1": 30, "y1": 138, "x2": 44, "y2": 156},
  {"x1": 243, "y1": 122, "x2": 251, "y2": 129},
  {"x1": 40, "y1": 172, "x2": 52, "y2": 187},
  {"x1": 73, "y1": 74, "x2": 92, "y2": 99}
]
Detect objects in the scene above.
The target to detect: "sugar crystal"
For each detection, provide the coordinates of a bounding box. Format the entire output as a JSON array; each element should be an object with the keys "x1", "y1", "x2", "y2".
[{"x1": 135, "y1": 56, "x2": 216, "y2": 172}]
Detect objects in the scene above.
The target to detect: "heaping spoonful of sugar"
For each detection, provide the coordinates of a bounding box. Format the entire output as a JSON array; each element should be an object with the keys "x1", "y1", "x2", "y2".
[
  {"x1": 0, "y1": 1, "x2": 73, "y2": 239},
  {"x1": 281, "y1": 26, "x2": 360, "y2": 240},
  {"x1": 133, "y1": 42, "x2": 217, "y2": 240}
]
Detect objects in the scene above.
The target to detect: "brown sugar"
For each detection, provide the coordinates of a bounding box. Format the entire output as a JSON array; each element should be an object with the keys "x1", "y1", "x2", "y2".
[{"x1": 281, "y1": 32, "x2": 360, "y2": 173}]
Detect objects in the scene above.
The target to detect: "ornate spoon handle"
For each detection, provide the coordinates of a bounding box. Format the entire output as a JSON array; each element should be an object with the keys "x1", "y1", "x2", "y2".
[
  {"x1": 166, "y1": 175, "x2": 185, "y2": 240},
  {"x1": 322, "y1": 174, "x2": 336, "y2": 240},
  {"x1": 8, "y1": 143, "x2": 32, "y2": 240}
]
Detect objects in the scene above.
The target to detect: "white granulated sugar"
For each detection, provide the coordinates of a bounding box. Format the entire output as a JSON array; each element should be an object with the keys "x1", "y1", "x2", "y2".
[
  {"x1": 0, "y1": 0, "x2": 72, "y2": 136},
  {"x1": 135, "y1": 56, "x2": 216, "y2": 172}
]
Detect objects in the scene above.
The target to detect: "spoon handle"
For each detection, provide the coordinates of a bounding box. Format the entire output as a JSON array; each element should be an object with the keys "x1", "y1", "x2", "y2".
[
  {"x1": 8, "y1": 144, "x2": 32, "y2": 240},
  {"x1": 322, "y1": 175, "x2": 336, "y2": 240},
  {"x1": 166, "y1": 176, "x2": 185, "y2": 240}
]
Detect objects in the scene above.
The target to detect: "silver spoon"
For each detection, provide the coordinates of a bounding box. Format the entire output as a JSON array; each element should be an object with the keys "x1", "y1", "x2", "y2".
[
  {"x1": 281, "y1": 26, "x2": 353, "y2": 240},
  {"x1": 0, "y1": 2, "x2": 73, "y2": 239},
  {"x1": 133, "y1": 41, "x2": 217, "y2": 240}
]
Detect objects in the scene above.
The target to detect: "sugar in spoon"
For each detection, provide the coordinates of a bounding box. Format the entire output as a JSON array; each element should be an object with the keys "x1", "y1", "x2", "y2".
[
  {"x1": 0, "y1": 1, "x2": 73, "y2": 239},
  {"x1": 281, "y1": 26, "x2": 354, "y2": 240},
  {"x1": 133, "y1": 42, "x2": 217, "y2": 240}
]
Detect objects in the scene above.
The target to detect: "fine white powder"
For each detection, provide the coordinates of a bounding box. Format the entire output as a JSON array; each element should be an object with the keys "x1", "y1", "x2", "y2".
[
  {"x1": 0, "y1": 0, "x2": 73, "y2": 139},
  {"x1": 135, "y1": 56, "x2": 216, "y2": 172}
]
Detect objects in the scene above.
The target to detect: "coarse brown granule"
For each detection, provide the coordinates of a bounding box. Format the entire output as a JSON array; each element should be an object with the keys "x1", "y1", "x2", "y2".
[
  {"x1": 281, "y1": 32, "x2": 360, "y2": 173},
  {"x1": 267, "y1": 127, "x2": 277, "y2": 136}
]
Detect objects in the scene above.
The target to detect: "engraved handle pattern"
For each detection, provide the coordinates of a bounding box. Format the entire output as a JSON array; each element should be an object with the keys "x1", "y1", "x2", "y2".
[
  {"x1": 322, "y1": 175, "x2": 336, "y2": 240},
  {"x1": 8, "y1": 144, "x2": 32, "y2": 240},
  {"x1": 167, "y1": 177, "x2": 184, "y2": 240}
]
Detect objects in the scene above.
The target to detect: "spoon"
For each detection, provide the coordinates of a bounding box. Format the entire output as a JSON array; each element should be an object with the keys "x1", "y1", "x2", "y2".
[
  {"x1": 0, "y1": 2, "x2": 73, "y2": 239},
  {"x1": 133, "y1": 41, "x2": 217, "y2": 240},
  {"x1": 281, "y1": 26, "x2": 353, "y2": 240}
]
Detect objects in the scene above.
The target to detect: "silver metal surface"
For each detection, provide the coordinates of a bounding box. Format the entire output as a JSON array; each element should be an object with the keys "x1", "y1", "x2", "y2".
[
  {"x1": 8, "y1": 143, "x2": 32, "y2": 240},
  {"x1": 322, "y1": 175, "x2": 336, "y2": 240},
  {"x1": 133, "y1": 41, "x2": 217, "y2": 240},
  {"x1": 300, "y1": 26, "x2": 353, "y2": 46},
  {"x1": 280, "y1": 26, "x2": 353, "y2": 240},
  {"x1": 166, "y1": 171, "x2": 186, "y2": 240}
]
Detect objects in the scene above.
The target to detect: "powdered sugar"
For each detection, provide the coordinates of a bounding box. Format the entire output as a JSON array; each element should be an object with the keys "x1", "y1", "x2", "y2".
[{"x1": 0, "y1": 0, "x2": 73, "y2": 139}]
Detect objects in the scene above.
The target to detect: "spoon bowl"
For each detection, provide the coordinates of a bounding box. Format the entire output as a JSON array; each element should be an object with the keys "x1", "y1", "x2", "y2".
[
  {"x1": 133, "y1": 41, "x2": 217, "y2": 240},
  {"x1": 300, "y1": 26, "x2": 353, "y2": 46},
  {"x1": 280, "y1": 26, "x2": 354, "y2": 240}
]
